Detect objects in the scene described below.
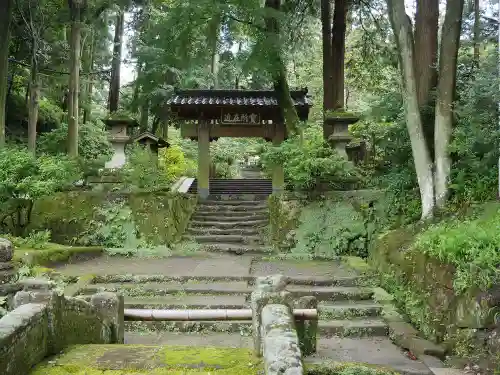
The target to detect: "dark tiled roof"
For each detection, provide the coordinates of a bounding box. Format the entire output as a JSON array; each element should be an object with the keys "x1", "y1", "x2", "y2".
[{"x1": 167, "y1": 88, "x2": 312, "y2": 107}]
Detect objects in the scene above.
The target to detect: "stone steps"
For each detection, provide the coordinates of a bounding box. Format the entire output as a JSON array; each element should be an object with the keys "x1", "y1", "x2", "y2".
[
  {"x1": 189, "y1": 219, "x2": 268, "y2": 228},
  {"x1": 186, "y1": 228, "x2": 261, "y2": 236},
  {"x1": 78, "y1": 282, "x2": 374, "y2": 301},
  {"x1": 184, "y1": 234, "x2": 263, "y2": 245},
  {"x1": 196, "y1": 204, "x2": 268, "y2": 212},
  {"x1": 191, "y1": 212, "x2": 268, "y2": 221},
  {"x1": 197, "y1": 243, "x2": 271, "y2": 255}
]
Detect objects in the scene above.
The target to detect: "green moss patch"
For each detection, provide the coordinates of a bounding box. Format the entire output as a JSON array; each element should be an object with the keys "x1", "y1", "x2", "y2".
[
  {"x1": 30, "y1": 344, "x2": 262, "y2": 374},
  {"x1": 306, "y1": 361, "x2": 398, "y2": 375},
  {"x1": 13, "y1": 246, "x2": 104, "y2": 266}
]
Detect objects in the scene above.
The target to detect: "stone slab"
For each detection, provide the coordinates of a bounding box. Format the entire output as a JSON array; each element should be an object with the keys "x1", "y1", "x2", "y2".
[
  {"x1": 124, "y1": 295, "x2": 248, "y2": 309},
  {"x1": 251, "y1": 259, "x2": 357, "y2": 278},
  {"x1": 305, "y1": 337, "x2": 433, "y2": 375},
  {"x1": 56, "y1": 254, "x2": 254, "y2": 278}
]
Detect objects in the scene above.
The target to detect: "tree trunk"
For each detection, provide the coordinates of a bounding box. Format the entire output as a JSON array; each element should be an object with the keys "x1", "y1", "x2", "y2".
[
  {"x1": 67, "y1": 4, "x2": 82, "y2": 158},
  {"x1": 108, "y1": 10, "x2": 124, "y2": 113},
  {"x1": 83, "y1": 29, "x2": 95, "y2": 124},
  {"x1": 387, "y1": 0, "x2": 435, "y2": 219},
  {"x1": 434, "y1": 0, "x2": 464, "y2": 208},
  {"x1": 0, "y1": 0, "x2": 13, "y2": 147},
  {"x1": 140, "y1": 99, "x2": 149, "y2": 132},
  {"x1": 131, "y1": 62, "x2": 143, "y2": 114},
  {"x1": 473, "y1": 0, "x2": 480, "y2": 65},
  {"x1": 331, "y1": 0, "x2": 348, "y2": 110},
  {"x1": 321, "y1": 0, "x2": 333, "y2": 112},
  {"x1": 27, "y1": 38, "x2": 39, "y2": 155},
  {"x1": 208, "y1": 11, "x2": 221, "y2": 89},
  {"x1": 264, "y1": 0, "x2": 300, "y2": 134}
]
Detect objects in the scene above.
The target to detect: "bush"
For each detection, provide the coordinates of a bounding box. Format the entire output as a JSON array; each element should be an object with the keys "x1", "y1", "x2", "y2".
[
  {"x1": 159, "y1": 144, "x2": 196, "y2": 181},
  {"x1": 412, "y1": 203, "x2": 500, "y2": 292},
  {"x1": 260, "y1": 124, "x2": 362, "y2": 191},
  {"x1": 0, "y1": 147, "x2": 81, "y2": 236}
]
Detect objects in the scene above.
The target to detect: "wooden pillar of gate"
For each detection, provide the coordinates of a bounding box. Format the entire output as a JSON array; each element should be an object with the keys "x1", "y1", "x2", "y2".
[
  {"x1": 197, "y1": 121, "x2": 210, "y2": 199},
  {"x1": 272, "y1": 124, "x2": 285, "y2": 194}
]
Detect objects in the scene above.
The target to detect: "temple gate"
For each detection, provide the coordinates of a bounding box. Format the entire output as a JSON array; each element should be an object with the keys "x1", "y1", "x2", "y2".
[{"x1": 167, "y1": 88, "x2": 311, "y2": 199}]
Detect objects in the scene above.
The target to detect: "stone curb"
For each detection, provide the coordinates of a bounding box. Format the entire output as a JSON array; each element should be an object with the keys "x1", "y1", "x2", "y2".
[
  {"x1": 63, "y1": 274, "x2": 96, "y2": 297},
  {"x1": 372, "y1": 287, "x2": 447, "y2": 360}
]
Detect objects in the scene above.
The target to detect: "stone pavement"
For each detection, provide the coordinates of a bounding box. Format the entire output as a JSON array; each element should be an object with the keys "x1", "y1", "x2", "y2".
[{"x1": 55, "y1": 254, "x2": 467, "y2": 375}]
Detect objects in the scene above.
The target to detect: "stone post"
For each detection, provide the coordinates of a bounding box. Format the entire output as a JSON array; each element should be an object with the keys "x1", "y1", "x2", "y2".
[
  {"x1": 272, "y1": 125, "x2": 285, "y2": 194},
  {"x1": 197, "y1": 121, "x2": 210, "y2": 199},
  {"x1": 294, "y1": 296, "x2": 318, "y2": 355},
  {"x1": 12, "y1": 278, "x2": 57, "y2": 308},
  {"x1": 323, "y1": 116, "x2": 358, "y2": 158},
  {"x1": 91, "y1": 292, "x2": 125, "y2": 344},
  {"x1": 0, "y1": 238, "x2": 14, "y2": 285},
  {"x1": 251, "y1": 274, "x2": 293, "y2": 357}
]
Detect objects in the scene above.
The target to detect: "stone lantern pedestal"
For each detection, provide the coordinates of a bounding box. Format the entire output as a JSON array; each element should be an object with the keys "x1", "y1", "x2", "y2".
[{"x1": 323, "y1": 114, "x2": 359, "y2": 158}]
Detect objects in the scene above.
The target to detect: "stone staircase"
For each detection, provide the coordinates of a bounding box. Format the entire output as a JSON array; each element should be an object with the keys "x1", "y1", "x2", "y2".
[
  {"x1": 188, "y1": 178, "x2": 273, "y2": 199},
  {"x1": 60, "y1": 256, "x2": 440, "y2": 375},
  {"x1": 184, "y1": 199, "x2": 271, "y2": 255}
]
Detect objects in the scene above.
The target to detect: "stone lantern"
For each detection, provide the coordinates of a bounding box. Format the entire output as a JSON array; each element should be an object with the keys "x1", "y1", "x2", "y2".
[
  {"x1": 103, "y1": 118, "x2": 138, "y2": 169},
  {"x1": 323, "y1": 113, "x2": 359, "y2": 158},
  {"x1": 133, "y1": 131, "x2": 169, "y2": 162}
]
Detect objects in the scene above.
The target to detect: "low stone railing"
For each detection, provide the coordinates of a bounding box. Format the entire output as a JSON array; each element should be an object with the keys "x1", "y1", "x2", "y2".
[
  {"x1": 252, "y1": 275, "x2": 318, "y2": 375},
  {"x1": 0, "y1": 278, "x2": 124, "y2": 375}
]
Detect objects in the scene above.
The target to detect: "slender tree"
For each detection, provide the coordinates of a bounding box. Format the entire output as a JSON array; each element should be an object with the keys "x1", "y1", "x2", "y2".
[{"x1": 0, "y1": 0, "x2": 14, "y2": 147}]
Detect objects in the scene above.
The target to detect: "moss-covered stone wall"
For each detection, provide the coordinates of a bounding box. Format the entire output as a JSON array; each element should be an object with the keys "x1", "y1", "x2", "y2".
[
  {"x1": 370, "y1": 228, "x2": 499, "y2": 368},
  {"x1": 28, "y1": 191, "x2": 197, "y2": 246}
]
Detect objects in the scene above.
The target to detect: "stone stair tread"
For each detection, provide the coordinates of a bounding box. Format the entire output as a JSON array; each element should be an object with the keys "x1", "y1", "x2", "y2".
[
  {"x1": 199, "y1": 243, "x2": 271, "y2": 255},
  {"x1": 319, "y1": 318, "x2": 387, "y2": 328},
  {"x1": 191, "y1": 214, "x2": 268, "y2": 221},
  {"x1": 187, "y1": 234, "x2": 263, "y2": 243},
  {"x1": 187, "y1": 228, "x2": 260, "y2": 236},
  {"x1": 318, "y1": 318, "x2": 389, "y2": 337},
  {"x1": 200, "y1": 200, "x2": 266, "y2": 205},
  {"x1": 123, "y1": 295, "x2": 248, "y2": 309},
  {"x1": 190, "y1": 220, "x2": 268, "y2": 227},
  {"x1": 319, "y1": 301, "x2": 383, "y2": 310},
  {"x1": 305, "y1": 337, "x2": 433, "y2": 375}
]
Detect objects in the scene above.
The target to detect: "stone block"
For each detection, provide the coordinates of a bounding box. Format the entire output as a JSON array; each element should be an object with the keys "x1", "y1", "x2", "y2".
[
  {"x1": 91, "y1": 292, "x2": 125, "y2": 343},
  {"x1": 262, "y1": 304, "x2": 303, "y2": 375},
  {"x1": 12, "y1": 290, "x2": 57, "y2": 309},
  {"x1": 252, "y1": 275, "x2": 294, "y2": 357},
  {"x1": 294, "y1": 296, "x2": 317, "y2": 355},
  {"x1": 0, "y1": 238, "x2": 13, "y2": 262},
  {"x1": 20, "y1": 278, "x2": 53, "y2": 292},
  {"x1": 455, "y1": 291, "x2": 499, "y2": 329}
]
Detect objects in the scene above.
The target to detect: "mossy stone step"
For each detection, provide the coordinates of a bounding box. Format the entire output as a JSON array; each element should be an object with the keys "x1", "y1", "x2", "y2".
[
  {"x1": 198, "y1": 243, "x2": 270, "y2": 255},
  {"x1": 319, "y1": 302, "x2": 383, "y2": 319},
  {"x1": 201, "y1": 200, "x2": 266, "y2": 206},
  {"x1": 319, "y1": 319, "x2": 389, "y2": 338},
  {"x1": 186, "y1": 228, "x2": 261, "y2": 236},
  {"x1": 80, "y1": 282, "x2": 374, "y2": 301},
  {"x1": 190, "y1": 220, "x2": 268, "y2": 228},
  {"x1": 191, "y1": 213, "x2": 268, "y2": 221},
  {"x1": 185, "y1": 234, "x2": 263, "y2": 244},
  {"x1": 124, "y1": 295, "x2": 249, "y2": 309},
  {"x1": 196, "y1": 204, "x2": 268, "y2": 212},
  {"x1": 124, "y1": 319, "x2": 387, "y2": 337}
]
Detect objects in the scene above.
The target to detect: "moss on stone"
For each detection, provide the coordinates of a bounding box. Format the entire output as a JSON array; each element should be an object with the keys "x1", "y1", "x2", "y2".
[
  {"x1": 28, "y1": 191, "x2": 197, "y2": 247},
  {"x1": 30, "y1": 344, "x2": 263, "y2": 374},
  {"x1": 13, "y1": 246, "x2": 104, "y2": 266},
  {"x1": 306, "y1": 361, "x2": 398, "y2": 375}
]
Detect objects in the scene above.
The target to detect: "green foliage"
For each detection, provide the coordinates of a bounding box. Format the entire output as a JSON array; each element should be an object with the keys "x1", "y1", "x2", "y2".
[
  {"x1": 261, "y1": 124, "x2": 362, "y2": 191},
  {"x1": 1, "y1": 230, "x2": 52, "y2": 250},
  {"x1": 120, "y1": 145, "x2": 172, "y2": 191},
  {"x1": 159, "y1": 144, "x2": 196, "y2": 180},
  {"x1": 412, "y1": 204, "x2": 500, "y2": 293},
  {"x1": 38, "y1": 120, "x2": 112, "y2": 164}
]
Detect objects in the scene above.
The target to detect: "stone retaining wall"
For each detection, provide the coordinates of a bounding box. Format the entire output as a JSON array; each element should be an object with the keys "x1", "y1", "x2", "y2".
[
  {"x1": 251, "y1": 274, "x2": 317, "y2": 375},
  {"x1": 0, "y1": 278, "x2": 124, "y2": 375}
]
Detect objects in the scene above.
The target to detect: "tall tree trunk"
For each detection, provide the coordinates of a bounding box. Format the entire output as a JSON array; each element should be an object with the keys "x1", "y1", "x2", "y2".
[
  {"x1": 321, "y1": 0, "x2": 333, "y2": 112},
  {"x1": 264, "y1": 0, "x2": 300, "y2": 134},
  {"x1": 0, "y1": 0, "x2": 13, "y2": 147},
  {"x1": 67, "y1": 2, "x2": 83, "y2": 158},
  {"x1": 27, "y1": 38, "x2": 39, "y2": 155},
  {"x1": 434, "y1": 0, "x2": 464, "y2": 208},
  {"x1": 387, "y1": 0, "x2": 435, "y2": 219},
  {"x1": 414, "y1": 0, "x2": 439, "y2": 154},
  {"x1": 83, "y1": 29, "x2": 95, "y2": 124},
  {"x1": 131, "y1": 62, "x2": 143, "y2": 114},
  {"x1": 331, "y1": 0, "x2": 348, "y2": 110},
  {"x1": 140, "y1": 99, "x2": 149, "y2": 132},
  {"x1": 208, "y1": 11, "x2": 221, "y2": 89},
  {"x1": 473, "y1": 0, "x2": 480, "y2": 65},
  {"x1": 108, "y1": 10, "x2": 124, "y2": 113}
]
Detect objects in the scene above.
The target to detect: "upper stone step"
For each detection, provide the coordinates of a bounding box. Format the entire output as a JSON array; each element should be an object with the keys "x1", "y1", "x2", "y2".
[
  {"x1": 185, "y1": 234, "x2": 263, "y2": 245},
  {"x1": 191, "y1": 213, "x2": 268, "y2": 222},
  {"x1": 190, "y1": 219, "x2": 268, "y2": 228},
  {"x1": 319, "y1": 301, "x2": 383, "y2": 319},
  {"x1": 187, "y1": 228, "x2": 261, "y2": 236},
  {"x1": 196, "y1": 204, "x2": 268, "y2": 212},
  {"x1": 200, "y1": 200, "x2": 268, "y2": 206}
]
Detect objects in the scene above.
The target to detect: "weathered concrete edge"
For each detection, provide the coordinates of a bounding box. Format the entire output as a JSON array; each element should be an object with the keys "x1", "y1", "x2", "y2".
[
  {"x1": 372, "y1": 287, "x2": 446, "y2": 360},
  {"x1": 63, "y1": 274, "x2": 97, "y2": 297}
]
